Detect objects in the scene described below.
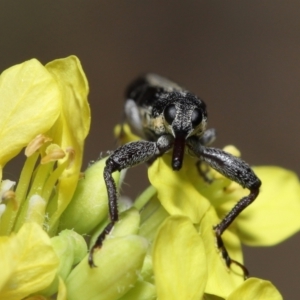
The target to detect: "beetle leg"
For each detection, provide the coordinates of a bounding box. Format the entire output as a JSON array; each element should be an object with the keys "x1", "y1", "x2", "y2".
[
  {"x1": 195, "y1": 128, "x2": 217, "y2": 183},
  {"x1": 89, "y1": 136, "x2": 173, "y2": 267},
  {"x1": 199, "y1": 128, "x2": 216, "y2": 146},
  {"x1": 187, "y1": 137, "x2": 261, "y2": 279}
]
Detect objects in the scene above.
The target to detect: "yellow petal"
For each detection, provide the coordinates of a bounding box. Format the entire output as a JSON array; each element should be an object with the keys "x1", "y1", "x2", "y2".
[
  {"x1": 0, "y1": 59, "x2": 61, "y2": 178},
  {"x1": 200, "y1": 207, "x2": 244, "y2": 298},
  {"x1": 227, "y1": 277, "x2": 283, "y2": 300},
  {"x1": 45, "y1": 56, "x2": 91, "y2": 233},
  {"x1": 237, "y1": 166, "x2": 300, "y2": 246},
  {"x1": 148, "y1": 154, "x2": 210, "y2": 223},
  {"x1": 204, "y1": 294, "x2": 225, "y2": 300},
  {"x1": 152, "y1": 215, "x2": 207, "y2": 300},
  {"x1": 0, "y1": 222, "x2": 59, "y2": 300},
  {"x1": 57, "y1": 277, "x2": 67, "y2": 300},
  {"x1": 0, "y1": 236, "x2": 17, "y2": 291},
  {"x1": 23, "y1": 296, "x2": 48, "y2": 300}
]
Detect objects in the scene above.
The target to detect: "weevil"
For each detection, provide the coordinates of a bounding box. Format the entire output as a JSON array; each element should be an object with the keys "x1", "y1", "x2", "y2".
[{"x1": 89, "y1": 73, "x2": 261, "y2": 279}]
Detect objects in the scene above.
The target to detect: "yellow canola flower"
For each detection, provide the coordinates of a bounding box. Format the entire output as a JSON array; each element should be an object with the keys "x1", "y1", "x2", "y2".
[
  {"x1": 147, "y1": 144, "x2": 293, "y2": 298},
  {"x1": 0, "y1": 56, "x2": 91, "y2": 299},
  {"x1": 149, "y1": 155, "x2": 243, "y2": 299},
  {"x1": 0, "y1": 55, "x2": 90, "y2": 236},
  {"x1": 0, "y1": 222, "x2": 59, "y2": 300},
  {"x1": 107, "y1": 124, "x2": 295, "y2": 299}
]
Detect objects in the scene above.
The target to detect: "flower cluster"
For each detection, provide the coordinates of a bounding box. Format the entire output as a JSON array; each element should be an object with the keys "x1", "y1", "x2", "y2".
[
  {"x1": 0, "y1": 56, "x2": 90, "y2": 299},
  {"x1": 0, "y1": 57, "x2": 300, "y2": 300}
]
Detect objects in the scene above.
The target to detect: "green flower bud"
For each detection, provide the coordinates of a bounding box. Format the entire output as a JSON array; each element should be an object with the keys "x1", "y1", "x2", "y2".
[
  {"x1": 90, "y1": 206, "x2": 140, "y2": 249},
  {"x1": 58, "y1": 158, "x2": 121, "y2": 234},
  {"x1": 118, "y1": 281, "x2": 156, "y2": 300},
  {"x1": 58, "y1": 229, "x2": 88, "y2": 265},
  {"x1": 139, "y1": 254, "x2": 154, "y2": 283},
  {"x1": 42, "y1": 229, "x2": 87, "y2": 296},
  {"x1": 66, "y1": 235, "x2": 148, "y2": 300}
]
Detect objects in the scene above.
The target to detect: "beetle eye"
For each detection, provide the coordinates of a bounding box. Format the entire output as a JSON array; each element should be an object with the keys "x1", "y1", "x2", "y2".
[
  {"x1": 191, "y1": 108, "x2": 203, "y2": 127},
  {"x1": 164, "y1": 104, "x2": 177, "y2": 124}
]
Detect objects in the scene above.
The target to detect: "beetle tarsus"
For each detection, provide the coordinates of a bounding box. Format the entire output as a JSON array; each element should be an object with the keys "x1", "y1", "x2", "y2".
[{"x1": 88, "y1": 222, "x2": 115, "y2": 268}]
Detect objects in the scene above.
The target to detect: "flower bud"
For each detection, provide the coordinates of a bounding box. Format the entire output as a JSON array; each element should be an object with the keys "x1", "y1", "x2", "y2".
[
  {"x1": 90, "y1": 206, "x2": 140, "y2": 250},
  {"x1": 118, "y1": 281, "x2": 156, "y2": 300},
  {"x1": 66, "y1": 235, "x2": 148, "y2": 300},
  {"x1": 59, "y1": 158, "x2": 121, "y2": 234},
  {"x1": 42, "y1": 229, "x2": 87, "y2": 296}
]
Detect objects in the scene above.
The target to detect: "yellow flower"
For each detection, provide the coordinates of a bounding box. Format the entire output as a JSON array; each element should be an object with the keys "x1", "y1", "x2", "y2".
[
  {"x1": 0, "y1": 222, "x2": 59, "y2": 300},
  {"x1": 0, "y1": 56, "x2": 90, "y2": 299},
  {"x1": 148, "y1": 154, "x2": 244, "y2": 299},
  {"x1": 107, "y1": 124, "x2": 297, "y2": 299},
  {"x1": 147, "y1": 145, "x2": 300, "y2": 299},
  {"x1": 0, "y1": 56, "x2": 296, "y2": 300}
]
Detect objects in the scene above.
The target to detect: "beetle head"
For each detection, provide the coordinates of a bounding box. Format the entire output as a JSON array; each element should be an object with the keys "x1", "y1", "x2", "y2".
[{"x1": 162, "y1": 92, "x2": 207, "y2": 170}]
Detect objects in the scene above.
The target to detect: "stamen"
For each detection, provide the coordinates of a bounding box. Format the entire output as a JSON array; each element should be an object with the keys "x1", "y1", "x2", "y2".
[
  {"x1": 41, "y1": 144, "x2": 66, "y2": 164},
  {"x1": 2, "y1": 190, "x2": 17, "y2": 211},
  {"x1": 25, "y1": 134, "x2": 52, "y2": 157}
]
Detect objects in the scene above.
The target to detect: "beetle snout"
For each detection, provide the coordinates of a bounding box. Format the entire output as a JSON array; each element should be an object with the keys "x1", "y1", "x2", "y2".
[{"x1": 172, "y1": 130, "x2": 187, "y2": 171}]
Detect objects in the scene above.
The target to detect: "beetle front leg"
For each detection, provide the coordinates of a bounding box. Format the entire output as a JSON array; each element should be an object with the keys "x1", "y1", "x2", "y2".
[
  {"x1": 195, "y1": 128, "x2": 216, "y2": 182},
  {"x1": 198, "y1": 128, "x2": 216, "y2": 146},
  {"x1": 187, "y1": 137, "x2": 261, "y2": 278},
  {"x1": 89, "y1": 136, "x2": 173, "y2": 267}
]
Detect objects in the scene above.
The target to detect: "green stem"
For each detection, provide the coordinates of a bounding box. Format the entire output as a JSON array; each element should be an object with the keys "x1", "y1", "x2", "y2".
[
  {"x1": 13, "y1": 160, "x2": 55, "y2": 232},
  {"x1": 42, "y1": 159, "x2": 69, "y2": 202},
  {"x1": 0, "y1": 153, "x2": 39, "y2": 235},
  {"x1": 134, "y1": 186, "x2": 157, "y2": 211}
]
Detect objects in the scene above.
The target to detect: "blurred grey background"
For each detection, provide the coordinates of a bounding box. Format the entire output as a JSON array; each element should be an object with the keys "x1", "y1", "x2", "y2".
[{"x1": 1, "y1": 1, "x2": 300, "y2": 298}]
